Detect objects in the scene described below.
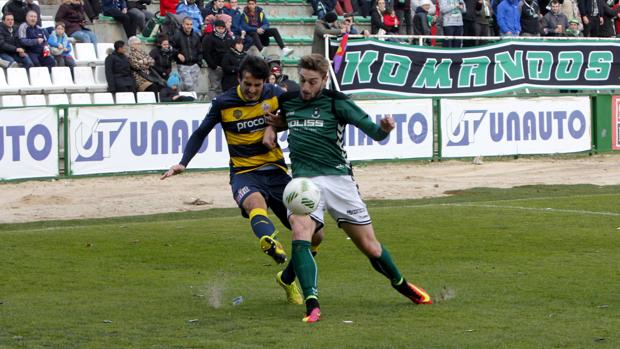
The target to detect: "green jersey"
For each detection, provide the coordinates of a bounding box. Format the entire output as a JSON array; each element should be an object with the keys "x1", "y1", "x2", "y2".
[{"x1": 279, "y1": 89, "x2": 389, "y2": 178}]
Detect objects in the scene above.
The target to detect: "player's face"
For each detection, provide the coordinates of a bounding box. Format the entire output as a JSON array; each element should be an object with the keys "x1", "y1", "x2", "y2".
[
  {"x1": 239, "y1": 71, "x2": 264, "y2": 101},
  {"x1": 299, "y1": 68, "x2": 327, "y2": 101}
]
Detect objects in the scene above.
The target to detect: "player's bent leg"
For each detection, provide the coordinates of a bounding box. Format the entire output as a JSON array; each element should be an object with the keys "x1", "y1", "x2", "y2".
[
  {"x1": 289, "y1": 214, "x2": 321, "y2": 322},
  {"x1": 341, "y1": 222, "x2": 432, "y2": 305},
  {"x1": 243, "y1": 192, "x2": 287, "y2": 264}
]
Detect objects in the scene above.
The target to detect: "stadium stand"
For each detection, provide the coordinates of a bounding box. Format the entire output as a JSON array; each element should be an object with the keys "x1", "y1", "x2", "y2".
[
  {"x1": 74, "y1": 43, "x2": 100, "y2": 65},
  {"x1": 51, "y1": 66, "x2": 79, "y2": 92},
  {"x1": 1, "y1": 95, "x2": 24, "y2": 107},
  {"x1": 48, "y1": 93, "x2": 70, "y2": 105},
  {"x1": 92, "y1": 92, "x2": 115, "y2": 104},
  {"x1": 70, "y1": 93, "x2": 93, "y2": 104}
]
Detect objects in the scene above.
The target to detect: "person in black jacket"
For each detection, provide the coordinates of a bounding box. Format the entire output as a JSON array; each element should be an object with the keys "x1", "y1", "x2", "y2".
[
  {"x1": 370, "y1": 0, "x2": 390, "y2": 34},
  {"x1": 104, "y1": 40, "x2": 135, "y2": 93},
  {"x1": 2, "y1": 0, "x2": 41, "y2": 27},
  {"x1": 220, "y1": 37, "x2": 246, "y2": 91},
  {"x1": 202, "y1": 19, "x2": 234, "y2": 98},
  {"x1": 520, "y1": 0, "x2": 541, "y2": 36},
  {"x1": 0, "y1": 13, "x2": 33, "y2": 68},
  {"x1": 579, "y1": 0, "x2": 602, "y2": 36},
  {"x1": 127, "y1": 0, "x2": 154, "y2": 33},
  {"x1": 149, "y1": 34, "x2": 177, "y2": 80},
  {"x1": 413, "y1": 0, "x2": 432, "y2": 43},
  {"x1": 171, "y1": 16, "x2": 202, "y2": 91}
]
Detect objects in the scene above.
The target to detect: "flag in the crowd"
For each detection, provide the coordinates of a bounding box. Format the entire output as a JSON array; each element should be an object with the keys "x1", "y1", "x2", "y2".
[{"x1": 332, "y1": 34, "x2": 349, "y2": 74}]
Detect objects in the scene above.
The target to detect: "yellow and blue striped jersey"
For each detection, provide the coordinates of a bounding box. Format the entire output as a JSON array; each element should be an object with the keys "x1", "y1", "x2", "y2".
[{"x1": 180, "y1": 84, "x2": 287, "y2": 174}]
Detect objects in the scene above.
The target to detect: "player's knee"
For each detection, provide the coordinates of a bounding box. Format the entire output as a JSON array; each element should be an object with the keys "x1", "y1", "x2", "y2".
[
  {"x1": 360, "y1": 239, "x2": 382, "y2": 258},
  {"x1": 290, "y1": 215, "x2": 315, "y2": 240}
]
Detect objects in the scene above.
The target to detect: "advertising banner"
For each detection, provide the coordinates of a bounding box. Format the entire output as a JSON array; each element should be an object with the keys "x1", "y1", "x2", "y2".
[
  {"x1": 612, "y1": 96, "x2": 620, "y2": 150},
  {"x1": 440, "y1": 97, "x2": 591, "y2": 157},
  {"x1": 0, "y1": 107, "x2": 59, "y2": 180},
  {"x1": 67, "y1": 100, "x2": 433, "y2": 176},
  {"x1": 333, "y1": 39, "x2": 620, "y2": 96}
]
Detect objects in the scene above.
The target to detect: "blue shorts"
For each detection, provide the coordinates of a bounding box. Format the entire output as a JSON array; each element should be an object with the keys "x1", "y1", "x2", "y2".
[{"x1": 230, "y1": 169, "x2": 292, "y2": 230}]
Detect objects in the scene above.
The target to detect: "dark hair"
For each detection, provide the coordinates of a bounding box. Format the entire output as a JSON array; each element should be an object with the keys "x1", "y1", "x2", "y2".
[
  {"x1": 114, "y1": 40, "x2": 125, "y2": 51},
  {"x1": 247, "y1": 0, "x2": 256, "y2": 3},
  {"x1": 2, "y1": 12, "x2": 14, "y2": 21},
  {"x1": 156, "y1": 33, "x2": 169, "y2": 46},
  {"x1": 238, "y1": 55, "x2": 270, "y2": 80},
  {"x1": 298, "y1": 54, "x2": 329, "y2": 77}
]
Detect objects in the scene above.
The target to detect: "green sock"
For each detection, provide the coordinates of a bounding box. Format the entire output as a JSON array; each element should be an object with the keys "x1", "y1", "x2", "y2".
[
  {"x1": 369, "y1": 245, "x2": 403, "y2": 285},
  {"x1": 291, "y1": 240, "x2": 318, "y2": 299}
]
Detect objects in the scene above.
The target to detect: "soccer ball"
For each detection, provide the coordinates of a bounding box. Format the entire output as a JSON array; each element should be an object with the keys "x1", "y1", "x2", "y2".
[{"x1": 283, "y1": 178, "x2": 321, "y2": 215}]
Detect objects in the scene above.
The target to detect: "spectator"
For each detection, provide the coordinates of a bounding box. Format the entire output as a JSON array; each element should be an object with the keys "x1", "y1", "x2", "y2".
[
  {"x1": 101, "y1": 0, "x2": 137, "y2": 38},
  {"x1": 394, "y1": 0, "x2": 413, "y2": 34},
  {"x1": 105, "y1": 40, "x2": 135, "y2": 93},
  {"x1": 312, "y1": 12, "x2": 345, "y2": 56},
  {"x1": 202, "y1": 19, "x2": 234, "y2": 98},
  {"x1": 161, "y1": 72, "x2": 196, "y2": 101},
  {"x1": 55, "y1": 0, "x2": 98, "y2": 44},
  {"x1": 127, "y1": 35, "x2": 163, "y2": 93},
  {"x1": 473, "y1": 0, "x2": 492, "y2": 43},
  {"x1": 520, "y1": 0, "x2": 541, "y2": 36},
  {"x1": 598, "y1": 0, "x2": 618, "y2": 37},
  {"x1": 413, "y1": 0, "x2": 432, "y2": 40},
  {"x1": 225, "y1": 0, "x2": 244, "y2": 37},
  {"x1": 18, "y1": 10, "x2": 54, "y2": 69},
  {"x1": 220, "y1": 37, "x2": 245, "y2": 90},
  {"x1": 334, "y1": 0, "x2": 354, "y2": 15},
  {"x1": 48, "y1": 22, "x2": 76, "y2": 69},
  {"x1": 383, "y1": 8, "x2": 401, "y2": 33},
  {"x1": 171, "y1": 16, "x2": 202, "y2": 91},
  {"x1": 560, "y1": 0, "x2": 581, "y2": 30},
  {"x1": 127, "y1": 0, "x2": 154, "y2": 33},
  {"x1": 242, "y1": 0, "x2": 293, "y2": 56},
  {"x1": 440, "y1": 0, "x2": 466, "y2": 46},
  {"x1": 565, "y1": 17, "x2": 583, "y2": 35},
  {"x1": 542, "y1": 0, "x2": 568, "y2": 35},
  {"x1": 371, "y1": 0, "x2": 390, "y2": 34},
  {"x1": 0, "y1": 13, "x2": 32, "y2": 68},
  {"x1": 578, "y1": 0, "x2": 601, "y2": 36},
  {"x1": 177, "y1": 0, "x2": 203, "y2": 32},
  {"x1": 462, "y1": 0, "x2": 478, "y2": 45},
  {"x1": 149, "y1": 34, "x2": 177, "y2": 80},
  {"x1": 267, "y1": 71, "x2": 276, "y2": 84},
  {"x1": 270, "y1": 64, "x2": 299, "y2": 92},
  {"x1": 204, "y1": 0, "x2": 225, "y2": 23},
  {"x1": 82, "y1": 0, "x2": 102, "y2": 22},
  {"x1": 496, "y1": 0, "x2": 520, "y2": 36},
  {"x1": 343, "y1": 13, "x2": 370, "y2": 35},
  {"x1": 160, "y1": 0, "x2": 178, "y2": 15},
  {"x1": 2, "y1": 0, "x2": 41, "y2": 27}
]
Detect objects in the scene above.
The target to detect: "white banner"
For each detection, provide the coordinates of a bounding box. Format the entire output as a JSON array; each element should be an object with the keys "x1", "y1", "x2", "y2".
[
  {"x1": 0, "y1": 107, "x2": 59, "y2": 180},
  {"x1": 441, "y1": 97, "x2": 591, "y2": 157},
  {"x1": 277, "y1": 99, "x2": 434, "y2": 161},
  {"x1": 67, "y1": 104, "x2": 229, "y2": 175}
]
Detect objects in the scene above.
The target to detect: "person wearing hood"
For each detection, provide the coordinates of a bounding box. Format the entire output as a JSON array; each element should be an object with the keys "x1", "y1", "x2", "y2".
[
  {"x1": 413, "y1": 0, "x2": 432, "y2": 43},
  {"x1": 270, "y1": 64, "x2": 299, "y2": 92},
  {"x1": 520, "y1": 0, "x2": 540, "y2": 36},
  {"x1": 55, "y1": 0, "x2": 98, "y2": 44},
  {"x1": 220, "y1": 37, "x2": 246, "y2": 91},
  {"x1": 241, "y1": 0, "x2": 293, "y2": 56},
  {"x1": 496, "y1": 0, "x2": 520, "y2": 36},
  {"x1": 312, "y1": 11, "x2": 346, "y2": 57},
  {"x1": 149, "y1": 33, "x2": 178, "y2": 80},
  {"x1": 203, "y1": 19, "x2": 235, "y2": 99},
  {"x1": 2, "y1": 0, "x2": 41, "y2": 27},
  {"x1": 160, "y1": 72, "x2": 196, "y2": 102},
  {"x1": 177, "y1": 0, "x2": 204, "y2": 32}
]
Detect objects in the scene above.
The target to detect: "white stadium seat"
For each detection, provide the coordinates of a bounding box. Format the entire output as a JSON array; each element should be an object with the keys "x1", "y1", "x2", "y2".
[
  {"x1": 41, "y1": 20, "x2": 54, "y2": 29},
  {"x1": 74, "y1": 43, "x2": 99, "y2": 64},
  {"x1": 179, "y1": 91, "x2": 198, "y2": 99},
  {"x1": 51, "y1": 66, "x2": 79, "y2": 92},
  {"x1": 94, "y1": 65, "x2": 107, "y2": 85},
  {"x1": 6, "y1": 67, "x2": 31, "y2": 90},
  {"x1": 24, "y1": 94, "x2": 47, "y2": 106},
  {"x1": 70, "y1": 93, "x2": 92, "y2": 104},
  {"x1": 74, "y1": 66, "x2": 95, "y2": 86},
  {"x1": 96, "y1": 43, "x2": 114, "y2": 60},
  {"x1": 92, "y1": 92, "x2": 114, "y2": 104},
  {"x1": 2, "y1": 95, "x2": 24, "y2": 107},
  {"x1": 29, "y1": 66, "x2": 63, "y2": 92},
  {"x1": 0, "y1": 68, "x2": 19, "y2": 93},
  {"x1": 115, "y1": 92, "x2": 136, "y2": 104},
  {"x1": 47, "y1": 93, "x2": 69, "y2": 106},
  {"x1": 136, "y1": 91, "x2": 156, "y2": 104}
]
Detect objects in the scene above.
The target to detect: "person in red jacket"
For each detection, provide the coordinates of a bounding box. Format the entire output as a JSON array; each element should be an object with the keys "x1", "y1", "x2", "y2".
[{"x1": 160, "y1": 0, "x2": 178, "y2": 15}]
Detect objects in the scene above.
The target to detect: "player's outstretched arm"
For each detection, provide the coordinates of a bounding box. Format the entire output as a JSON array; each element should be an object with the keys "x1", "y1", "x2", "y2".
[
  {"x1": 160, "y1": 164, "x2": 186, "y2": 180},
  {"x1": 380, "y1": 115, "x2": 395, "y2": 133}
]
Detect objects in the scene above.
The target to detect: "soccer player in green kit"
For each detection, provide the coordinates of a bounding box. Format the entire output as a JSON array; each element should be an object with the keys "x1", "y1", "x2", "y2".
[{"x1": 265, "y1": 54, "x2": 432, "y2": 323}]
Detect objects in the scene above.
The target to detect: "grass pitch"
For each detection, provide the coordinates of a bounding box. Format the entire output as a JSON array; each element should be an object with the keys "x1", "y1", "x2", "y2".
[{"x1": 1, "y1": 185, "x2": 619, "y2": 348}]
